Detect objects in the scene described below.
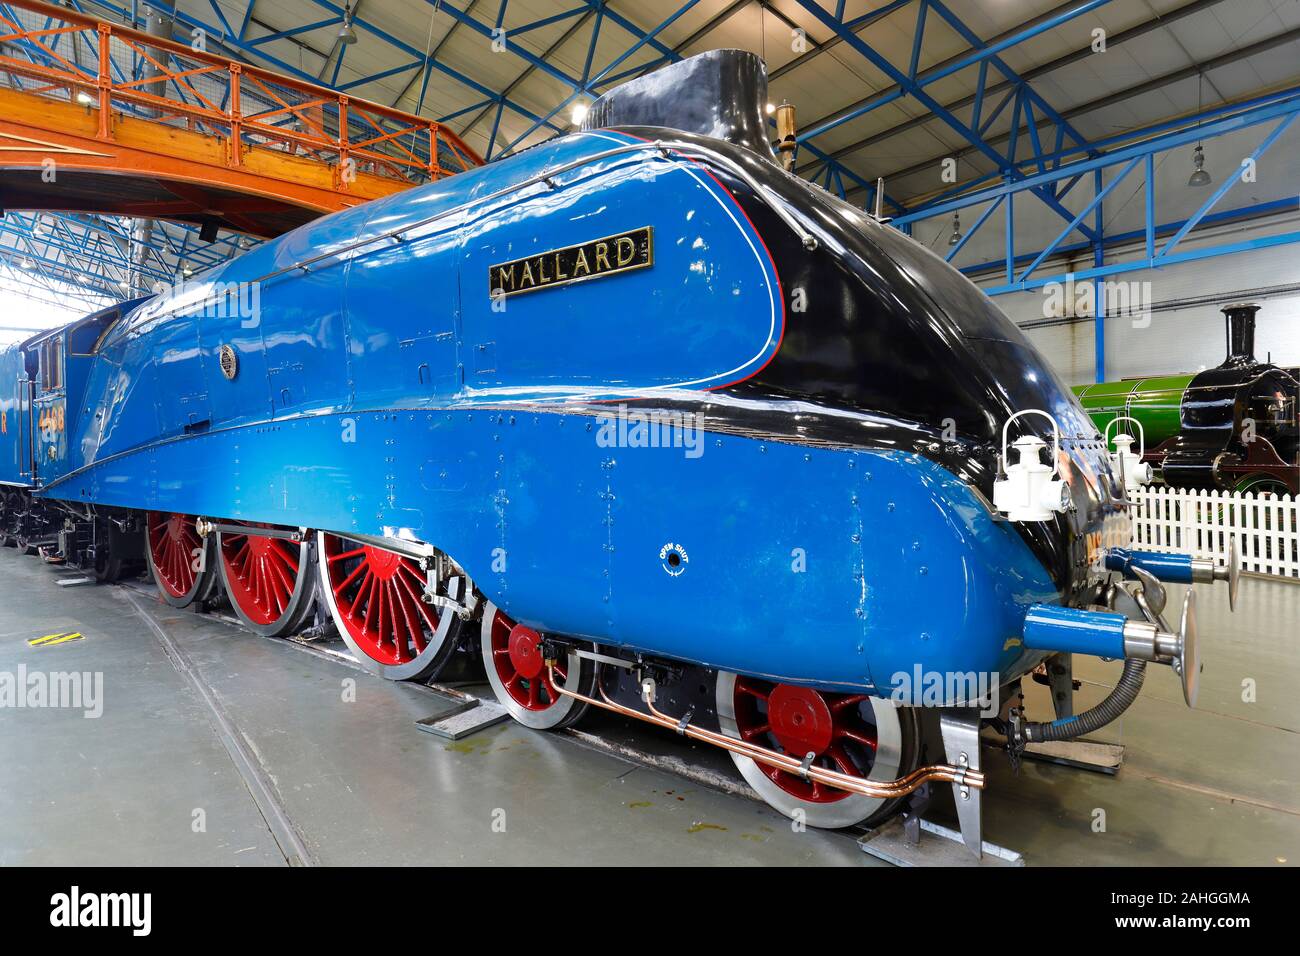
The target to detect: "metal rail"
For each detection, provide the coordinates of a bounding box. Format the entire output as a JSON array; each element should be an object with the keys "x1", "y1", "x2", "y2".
[{"x1": 0, "y1": 0, "x2": 483, "y2": 182}]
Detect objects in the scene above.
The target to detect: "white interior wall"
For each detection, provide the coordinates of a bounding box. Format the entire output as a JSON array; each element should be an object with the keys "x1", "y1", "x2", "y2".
[{"x1": 978, "y1": 220, "x2": 1300, "y2": 385}]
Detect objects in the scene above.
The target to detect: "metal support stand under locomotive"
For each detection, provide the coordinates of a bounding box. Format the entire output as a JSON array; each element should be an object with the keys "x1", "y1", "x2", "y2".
[{"x1": 0, "y1": 50, "x2": 1242, "y2": 859}]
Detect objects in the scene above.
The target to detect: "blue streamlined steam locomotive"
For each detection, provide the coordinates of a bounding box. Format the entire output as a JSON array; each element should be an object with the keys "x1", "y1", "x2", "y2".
[{"x1": 0, "y1": 51, "x2": 1236, "y2": 853}]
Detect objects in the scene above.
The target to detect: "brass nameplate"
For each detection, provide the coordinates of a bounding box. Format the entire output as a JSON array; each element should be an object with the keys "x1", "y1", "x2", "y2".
[{"x1": 489, "y1": 226, "x2": 653, "y2": 298}]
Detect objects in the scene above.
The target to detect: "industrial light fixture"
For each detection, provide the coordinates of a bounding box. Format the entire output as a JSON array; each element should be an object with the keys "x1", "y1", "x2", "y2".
[
  {"x1": 948, "y1": 211, "x2": 962, "y2": 246},
  {"x1": 181, "y1": 265, "x2": 194, "y2": 279},
  {"x1": 570, "y1": 101, "x2": 589, "y2": 126},
  {"x1": 75, "y1": 90, "x2": 95, "y2": 106},
  {"x1": 1188, "y1": 71, "x2": 1211, "y2": 188},
  {"x1": 1188, "y1": 144, "x2": 1211, "y2": 188},
  {"x1": 338, "y1": 4, "x2": 357, "y2": 45},
  {"x1": 765, "y1": 102, "x2": 776, "y2": 115}
]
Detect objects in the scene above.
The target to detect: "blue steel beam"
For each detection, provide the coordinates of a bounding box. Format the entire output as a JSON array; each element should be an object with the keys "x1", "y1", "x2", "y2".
[
  {"x1": 304, "y1": 0, "x2": 569, "y2": 137},
  {"x1": 904, "y1": 80, "x2": 1300, "y2": 219},
  {"x1": 912, "y1": 98, "x2": 1300, "y2": 300},
  {"x1": 1, "y1": 210, "x2": 255, "y2": 302},
  {"x1": 446, "y1": 0, "x2": 908, "y2": 214},
  {"x1": 956, "y1": 196, "x2": 1300, "y2": 284},
  {"x1": 893, "y1": 91, "x2": 1300, "y2": 228},
  {"x1": 0, "y1": 259, "x2": 115, "y2": 316},
  {"x1": 868, "y1": 17, "x2": 1300, "y2": 222},
  {"x1": 795, "y1": 0, "x2": 1108, "y2": 148},
  {"x1": 6, "y1": 215, "x2": 176, "y2": 277},
  {"x1": 789, "y1": 0, "x2": 1103, "y2": 241},
  {"x1": 794, "y1": 0, "x2": 1217, "y2": 200},
  {"x1": 490, "y1": 0, "x2": 705, "y2": 156},
  {"x1": 451, "y1": 2, "x2": 596, "y2": 143},
  {"x1": 788, "y1": 0, "x2": 1104, "y2": 164},
  {"x1": 1158, "y1": 113, "x2": 1298, "y2": 257},
  {"x1": 0, "y1": 238, "x2": 134, "y2": 300},
  {"x1": 1092, "y1": 166, "x2": 1103, "y2": 381}
]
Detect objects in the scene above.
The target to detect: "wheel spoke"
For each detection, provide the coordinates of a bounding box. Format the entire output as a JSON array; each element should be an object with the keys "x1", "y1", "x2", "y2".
[
  {"x1": 270, "y1": 540, "x2": 299, "y2": 575},
  {"x1": 837, "y1": 727, "x2": 878, "y2": 749},
  {"x1": 358, "y1": 573, "x2": 379, "y2": 628},
  {"x1": 335, "y1": 559, "x2": 368, "y2": 597},
  {"x1": 266, "y1": 552, "x2": 296, "y2": 602},
  {"x1": 392, "y1": 577, "x2": 427, "y2": 655},
  {"x1": 385, "y1": 584, "x2": 409, "y2": 662},
  {"x1": 827, "y1": 744, "x2": 858, "y2": 776}
]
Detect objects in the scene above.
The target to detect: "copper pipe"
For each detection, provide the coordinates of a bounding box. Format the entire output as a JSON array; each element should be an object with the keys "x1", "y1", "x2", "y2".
[{"x1": 546, "y1": 664, "x2": 985, "y2": 799}]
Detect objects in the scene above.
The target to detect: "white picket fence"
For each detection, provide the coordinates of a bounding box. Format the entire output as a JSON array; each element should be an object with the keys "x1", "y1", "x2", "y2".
[{"x1": 1130, "y1": 486, "x2": 1300, "y2": 579}]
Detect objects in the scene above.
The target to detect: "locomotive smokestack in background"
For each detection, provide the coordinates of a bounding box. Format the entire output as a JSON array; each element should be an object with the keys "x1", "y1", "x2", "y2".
[
  {"x1": 582, "y1": 49, "x2": 780, "y2": 164},
  {"x1": 1221, "y1": 303, "x2": 1260, "y2": 367}
]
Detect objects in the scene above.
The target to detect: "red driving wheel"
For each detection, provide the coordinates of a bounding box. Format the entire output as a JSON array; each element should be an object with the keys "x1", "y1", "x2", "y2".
[
  {"x1": 486, "y1": 609, "x2": 567, "y2": 711},
  {"x1": 146, "y1": 511, "x2": 207, "y2": 603},
  {"x1": 218, "y1": 523, "x2": 314, "y2": 636},
  {"x1": 316, "y1": 531, "x2": 461, "y2": 680},
  {"x1": 479, "y1": 603, "x2": 595, "y2": 730},
  {"x1": 731, "y1": 677, "x2": 879, "y2": 804}
]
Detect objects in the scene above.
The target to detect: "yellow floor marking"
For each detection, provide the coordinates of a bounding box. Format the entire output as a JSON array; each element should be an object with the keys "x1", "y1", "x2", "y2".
[
  {"x1": 42, "y1": 633, "x2": 84, "y2": 647},
  {"x1": 27, "y1": 631, "x2": 83, "y2": 647},
  {"x1": 28, "y1": 632, "x2": 70, "y2": 646}
]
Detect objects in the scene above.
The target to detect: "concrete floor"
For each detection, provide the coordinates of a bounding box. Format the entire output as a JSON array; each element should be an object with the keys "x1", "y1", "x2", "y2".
[{"x1": 1, "y1": 546, "x2": 1296, "y2": 866}]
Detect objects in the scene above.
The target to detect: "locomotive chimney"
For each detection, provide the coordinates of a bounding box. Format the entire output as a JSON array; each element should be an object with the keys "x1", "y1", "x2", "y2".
[
  {"x1": 774, "y1": 101, "x2": 797, "y2": 173},
  {"x1": 582, "y1": 50, "x2": 780, "y2": 164},
  {"x1": 1221, "y1": 303, "x2": 1260, "y2": 367}
]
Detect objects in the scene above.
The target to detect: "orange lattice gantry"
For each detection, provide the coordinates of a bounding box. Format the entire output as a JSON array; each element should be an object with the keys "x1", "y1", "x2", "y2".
[{"x1": 0, "y1": 0, "x2": 483, "y2": 239}]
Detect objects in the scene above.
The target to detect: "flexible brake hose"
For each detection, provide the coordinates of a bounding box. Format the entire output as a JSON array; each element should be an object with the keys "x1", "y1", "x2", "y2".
[{"x1": 1022, "y1": 658, "x2": 1147, "y2": 743}]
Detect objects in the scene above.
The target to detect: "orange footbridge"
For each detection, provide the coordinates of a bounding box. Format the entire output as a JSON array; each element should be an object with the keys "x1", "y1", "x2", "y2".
[{"x1": 0, "y1": 0, "x2": 483, "y2": 238}]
